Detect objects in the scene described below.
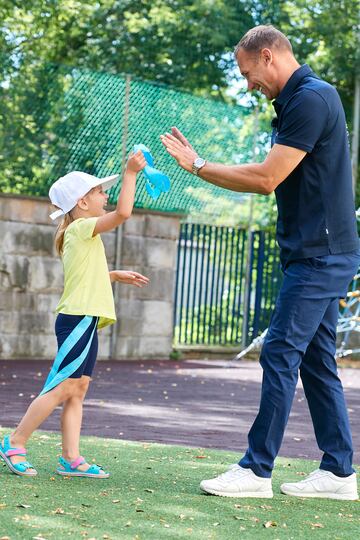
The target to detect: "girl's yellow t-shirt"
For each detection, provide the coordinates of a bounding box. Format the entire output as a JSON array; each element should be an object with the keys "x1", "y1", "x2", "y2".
[{"x1": 56, "y1": 217, "x2": 116, "y2": 329}]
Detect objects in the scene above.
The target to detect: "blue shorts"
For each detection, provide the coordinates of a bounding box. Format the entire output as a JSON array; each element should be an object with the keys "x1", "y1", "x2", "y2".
[
  {"x1": 55, "y1": 314, "x2": 99, "y2": 378},
  {"x1": 40, "y1": 314, "x2": 99, "y2": 395}
]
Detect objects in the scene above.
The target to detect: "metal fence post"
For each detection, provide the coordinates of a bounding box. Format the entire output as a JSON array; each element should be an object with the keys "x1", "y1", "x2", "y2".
[{"x1": 110, "y1": 74, "x2": 131, "y2": 358}]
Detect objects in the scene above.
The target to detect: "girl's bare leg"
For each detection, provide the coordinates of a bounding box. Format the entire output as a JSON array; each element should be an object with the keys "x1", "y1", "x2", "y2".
[{"x1": 60, "y1": 376, "x2": 91, "y2": 471}]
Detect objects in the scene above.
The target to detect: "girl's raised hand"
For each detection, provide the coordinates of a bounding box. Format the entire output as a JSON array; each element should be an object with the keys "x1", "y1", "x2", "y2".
[
  {"x1": 109, "y1": 270, "x2": 150, "y2": 287},
  {"x1": 126, "y1": 150, "x2": 147, "y2": 173}
]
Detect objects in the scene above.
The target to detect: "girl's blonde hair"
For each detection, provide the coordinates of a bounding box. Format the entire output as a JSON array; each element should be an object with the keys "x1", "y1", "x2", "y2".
[{"x1": 55, "y1": 212, "x2": 74, "y2": 255}]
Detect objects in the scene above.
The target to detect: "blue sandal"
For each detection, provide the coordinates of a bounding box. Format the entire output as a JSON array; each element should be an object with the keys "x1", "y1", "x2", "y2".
[
  {"x1": 0, "y1": 435, "x2": 37, "y2": 476},
  {"x1": 56, "y1": 456, "x2": 110, "y2": 478}
]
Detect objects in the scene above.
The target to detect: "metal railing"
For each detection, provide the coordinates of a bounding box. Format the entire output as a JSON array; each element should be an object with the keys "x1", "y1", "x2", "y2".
[{"x1": 173, "y1": 223, "x2": 282, "y2": 347}]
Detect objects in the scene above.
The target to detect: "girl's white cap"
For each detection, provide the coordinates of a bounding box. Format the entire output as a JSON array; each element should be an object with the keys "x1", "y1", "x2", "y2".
[{"x1": 49, "y1": 171, "x2": 119, "y2": 220}]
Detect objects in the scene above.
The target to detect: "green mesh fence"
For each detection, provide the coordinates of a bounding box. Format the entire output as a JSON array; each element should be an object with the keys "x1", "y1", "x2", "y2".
[{"x1": 1, "y1": 65, "x2": 265, "y2": 215}]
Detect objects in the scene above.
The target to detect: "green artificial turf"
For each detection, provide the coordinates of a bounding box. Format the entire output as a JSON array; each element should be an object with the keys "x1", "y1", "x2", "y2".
[{"x1": 0, "y1": 429, "x2": 359, "y2": 540}]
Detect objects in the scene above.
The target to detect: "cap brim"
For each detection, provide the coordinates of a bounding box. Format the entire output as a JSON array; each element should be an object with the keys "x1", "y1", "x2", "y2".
[
  {"x1": 100, "y1": 174, "x2": 119, "y2": 192},
  {"x1": 49, "y1": 208, "x2": 64, "y2": 220}
]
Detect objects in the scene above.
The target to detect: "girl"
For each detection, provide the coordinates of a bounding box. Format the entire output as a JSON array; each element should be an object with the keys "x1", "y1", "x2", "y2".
[{"x1": 0, "y1": 150, "x2": 149, "y2": 478}]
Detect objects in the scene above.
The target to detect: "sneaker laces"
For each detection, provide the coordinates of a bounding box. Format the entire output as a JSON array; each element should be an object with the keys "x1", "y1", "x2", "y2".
[
  {"x1": 300, "y1": 469, "x2": 325, "y2": 483},
  {"x1": 216, "y1": 464, "x2": 246, "y2": 482}
]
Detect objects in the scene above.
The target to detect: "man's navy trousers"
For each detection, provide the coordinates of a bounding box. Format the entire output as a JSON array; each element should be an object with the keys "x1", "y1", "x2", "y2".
[{"x1": 240, "y1": 250, "x2": 360, "y2": 478}]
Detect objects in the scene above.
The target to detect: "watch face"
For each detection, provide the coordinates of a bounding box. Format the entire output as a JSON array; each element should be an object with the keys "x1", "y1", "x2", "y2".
[{"x1": 194, "y1": 157, "x2": 205, "y2": 168}]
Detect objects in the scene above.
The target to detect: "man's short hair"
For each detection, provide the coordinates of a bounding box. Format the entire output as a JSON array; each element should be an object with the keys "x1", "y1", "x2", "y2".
[{"x1": 234, "y1": 25, "x2": 293, "y2": 57}]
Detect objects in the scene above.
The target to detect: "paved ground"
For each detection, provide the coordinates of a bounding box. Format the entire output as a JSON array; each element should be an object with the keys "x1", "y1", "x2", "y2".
[{"x1": 1, "y1": 358, "x2": 360, "y2": 464}]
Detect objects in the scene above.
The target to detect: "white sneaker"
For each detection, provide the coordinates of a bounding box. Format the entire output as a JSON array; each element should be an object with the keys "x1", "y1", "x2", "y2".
[
  {"x1": 200, "y1": 464, "x2": 273, "y2": 498},
  {"x1": 281, "y1": 469, "x2": 359, "y2": 500}
]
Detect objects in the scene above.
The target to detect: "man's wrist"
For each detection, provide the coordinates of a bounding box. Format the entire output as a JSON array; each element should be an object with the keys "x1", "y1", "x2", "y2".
[{"x1": 192, "y1": 157, "x2": 207, "y2": 176}]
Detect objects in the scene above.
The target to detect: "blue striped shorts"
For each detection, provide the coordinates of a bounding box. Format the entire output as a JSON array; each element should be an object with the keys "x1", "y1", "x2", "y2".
[{"x1": 40, "y1": 314, "x2": 99, "y2": 395}]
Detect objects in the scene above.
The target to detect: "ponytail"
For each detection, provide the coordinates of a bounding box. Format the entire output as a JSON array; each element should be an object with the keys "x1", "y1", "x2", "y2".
[{"x1": 54, "y1": 212, "x2": 74, "y2": 255}]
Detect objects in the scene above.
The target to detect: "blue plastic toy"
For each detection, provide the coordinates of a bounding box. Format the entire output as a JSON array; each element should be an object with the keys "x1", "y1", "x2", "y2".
[{"x1": 133, "y1": 144, "x2": 170, "y2": 200}]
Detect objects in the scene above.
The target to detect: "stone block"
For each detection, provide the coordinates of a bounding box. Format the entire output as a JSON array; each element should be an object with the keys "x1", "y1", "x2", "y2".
[
  {"x1": 144, "y1": 214, "x2": 180, "y2": 240},
  {"x1": 102, "y1": 229, "x2": 116, "y2": 266},
  {"x1": 0, "y1": 332, "x2": 55, "y2": 359},
  {"x1": 0, "y1": 291, "x2": 37, "y2": 311},
  {"x1": 36, "y1": 293, "x2": 61, "y2": 312},
  {"x1": 122, "y1": 214, "x2": 146, "y2": 237},
  {"x1": 28, "y1": 257, "x2": 63, "y2": 292},
  {"x1": 115, "y1": 335, "x2": 172, "y2": 359},
  {"x1": 0, "y1": 194, "x2": 53, "y2": 225},
  {"x1": 0, "y1": 334, "x2": 31, "y2": 358},
  {"x1": 0, "y1": 254, "x2": 30, "y2": 291},
  {"x1": 117, "y1": 267, "x2": 176, "y2": 302},
  {"x1": 117, "y1": 300, "x2": 173, "y2": 337},
  {"x1": 120, "y1": 235, "x2": 146, "y2": 266},
  {"x1": 0, "y1": 221, "x2": 55, "y2": 256},
  {"x1": 145, "y1": 238, "x2": 177, "y2": 269},
  {"x1": 142, "y1": 301, "x2": 173, "y2": 336},
  {"x1": 98, "y1": 329, "x2": 111, "y2": 359},
  {"x1": 0, "y1": 310, "x2": 55, "y2": 335}
]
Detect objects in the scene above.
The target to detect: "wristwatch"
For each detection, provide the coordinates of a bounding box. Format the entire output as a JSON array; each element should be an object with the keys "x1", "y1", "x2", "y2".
[{"x1": 192, "y1": 157, "x2": 207, "y2": 176}]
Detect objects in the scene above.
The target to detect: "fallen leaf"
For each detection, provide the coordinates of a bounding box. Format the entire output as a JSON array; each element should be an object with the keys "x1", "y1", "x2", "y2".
[
  {"x1": 264, "y1": 521, "x2": 277, "y2": 528},
  {"x1": 53, "y1": 508, "x2": 64, "y2": 514}
]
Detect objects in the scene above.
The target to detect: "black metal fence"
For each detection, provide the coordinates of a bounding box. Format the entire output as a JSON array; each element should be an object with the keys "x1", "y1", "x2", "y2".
[{"x1": 173, "y1": 223, "x2": 282, "y2": 347}]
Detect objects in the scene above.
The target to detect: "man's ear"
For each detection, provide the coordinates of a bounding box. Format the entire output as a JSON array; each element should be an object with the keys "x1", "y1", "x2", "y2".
[{"x1": 261, "y1": 48, "x2": 273, "y2": 66}]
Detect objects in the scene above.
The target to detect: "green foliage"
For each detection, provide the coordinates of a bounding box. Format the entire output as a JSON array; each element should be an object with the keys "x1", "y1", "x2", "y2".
[
  {"x1": 252, "y1": 0, "x2": 359, "y2": 124},
  {"x1": 169, "y1": 349, "x2": 183, "y2": 360},
  {"x1": 0, "y1": 0, "x2": 253, "y2": 93}
]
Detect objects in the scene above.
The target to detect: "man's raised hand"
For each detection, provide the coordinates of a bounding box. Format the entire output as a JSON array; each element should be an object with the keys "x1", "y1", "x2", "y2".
[
  {"x1": 160, "y1": 131, "x2": 198, "y2": 172},
  {"x1": 171, "y1": 127, "x2": 196, "y2": 151}
]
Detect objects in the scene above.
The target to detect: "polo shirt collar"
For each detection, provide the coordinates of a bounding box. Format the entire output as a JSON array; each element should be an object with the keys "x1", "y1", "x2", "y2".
[{"x1": 274, "y1": 64, "x2": 314, "y2": 107}]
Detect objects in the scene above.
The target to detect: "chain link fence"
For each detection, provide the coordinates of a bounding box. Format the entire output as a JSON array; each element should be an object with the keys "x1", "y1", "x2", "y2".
[{"x1": 0, "y1": 64, "x2": 268, "y2": 216}]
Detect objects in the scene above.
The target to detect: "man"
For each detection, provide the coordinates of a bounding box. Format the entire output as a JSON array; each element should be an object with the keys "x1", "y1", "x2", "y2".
[{"x1": 161, "y1": 25, "x2": 360, "y2": 500}]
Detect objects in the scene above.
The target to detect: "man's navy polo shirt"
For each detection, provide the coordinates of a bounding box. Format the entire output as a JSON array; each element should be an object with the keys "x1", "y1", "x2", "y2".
[{"x1": 271, "y1": 64, "x2": 359, "y2": 264}]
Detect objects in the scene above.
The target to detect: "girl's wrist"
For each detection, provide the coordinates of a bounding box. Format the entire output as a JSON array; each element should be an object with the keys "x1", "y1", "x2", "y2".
[{"x1": 124, "y1": 168, "x2": 137, "y2": 177}]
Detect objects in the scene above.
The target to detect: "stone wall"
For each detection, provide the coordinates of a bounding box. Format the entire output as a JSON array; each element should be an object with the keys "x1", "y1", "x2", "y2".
[{"x1": 0, "y1": 194, "x2": 181, "y2": 360}]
